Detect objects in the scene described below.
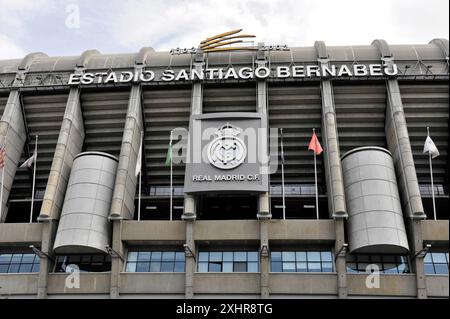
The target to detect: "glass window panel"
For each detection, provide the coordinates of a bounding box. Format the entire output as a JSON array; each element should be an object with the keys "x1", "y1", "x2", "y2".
[
  {"x1": 19, "y1": 263, "x2": 33, "y2": 273},
  {"x1": 21, "y1": 254, "x2": 35, "y2": 263},
  {"x1": 307, "y1": 252, "x2": 321, "y2": 262},
  {"x1": 271, "y1": 261, "x2": 282, "y2": 272},
  {"x1": 32, "y1": 263, "x2": 40, "y2": 273},
  {"x1": 432, "y1": 253, "x2": 447, "y2": 263},
  {"x1": 127, "y1": 252, "x2": 138, "y2": 262},
  {"x1": 0, "y1": 254, "x2": 12, "y2": 264},
  {"x1": 282, "y1": 252, "x2": 295, "y2": 262},
  {"x1": 358, "y1": 263, "x2": 371, "y2": 272},
  {"x1": 308, "y1": 262, "x2": 321, "y2": 272},
  {"x1": 198, "y1": 252, "x2": 209, "y2": 262},
  {"x1": 209, "y1": 252, "x2": 222, "y2": 262},
  {"x1": 282, "y1": 262, "x2": 296, "y2": 272},
  {"x1": 174, "y1": 261, "x2": 185, "y2": 272},
  {"x1": 234, "y1": 262, "x2": 247, "y2": 272},
  {"x1": 0, "y1": 264, "x2": 9, "y2": 273},
  {"x1": 8, "y1": 264, "x2": 20, "y2": 273},
  {"x1": 247, "y1": 252, "x2": 258, "y2": 262},
  {"x1": 175, "y1": 252, "x2": 185, "y2": 261},
  {"x1": 161, "y1": 262, "x2": 174, "y2": 272},
  {"x1": 424, "y1": 253, "x2": 433, "y2": 263},
  {"x1": 322, "y1": 262, "x2": 333, "y2": 272},
  {"x1": 162, "y1": 252, "x2": 175, "y2": 262},
  {"x1": 136, "y1": 262, "x2": 149, "y2": 272},
  {"x1": 434, "y1": 264, "x2": 449, "y2": 275},
  {"x1": 370, "y1": 255, "x2": 382, "y2": 263},
  {"x1": 382, "y1": 255, "x2": 396, "y2": 263},
  {"x1": 296, "y1": 252, "x2": 307, "y2": 262},
  {"x1": 150, "y1": 261, "x2": 161, "y2": 272},
  {"x1": 321, "y1": 252, "x2": 333, "y2": 262},
  {"x1": 209, "y1": 262, "x2": 222, "y2": 272},
  {"x1": 296, "y1": 262, "x2": 307, "y2": 272},
  {"x1": 198, "y1": 262, "x2": 208, "y2": 272},
  {"x1": 223, "y1": 262, "x2": 233, "y2": 272},
  {"x1": 346, "y1": 263, "x2": 358, "y2": 273},
  {"x1": 271, "y1": 252, "x2": 282, "y2": 262},
  {"x1": 91, "y1": 255, "x2": 105, "y2": 263},
  {"x1": 138, "y1": 252, "x2": 151, "y2": 262},
  {"x1": 151, "y1": 252, "x2": 161, "y2": 261},
  {"x1": 424, "y1": 263, "x2": 435, "y2": 274},
  {"x1": 223, "y1": 252, "x2": 233, "y2": 262},
  {"x1": 11, "y1": 254, "x2": 22, "y2": 263},
  {"x1": 397, "y1": 263, "x2": 408, "y2": 274},
  {"x1": 81, "y1": 255, "x2": 91, "y2": 263},
  {"x1": 125, "y1": 262, "x2": 137, "y2": 272},
  {"x1": 67, "y1": 255, "x2": 81, "y2": 263},
  {"x1": 248, "y1": 262, "x2": 259, "y2": 272},
  {"x1": 357, "y1": 255, "x2": 371, "y2": 263},
  {"x1": 234, "y1": 252, "x2": 247, "y2": 262},
  {"x1": 383, "y1": 263, "x2": 399, "y2": 274}
]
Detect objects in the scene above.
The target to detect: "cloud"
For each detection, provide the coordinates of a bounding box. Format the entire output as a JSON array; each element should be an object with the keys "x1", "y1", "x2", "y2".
[{"x1": 0, "y1": 34, "x2": 26, "y2": 59}]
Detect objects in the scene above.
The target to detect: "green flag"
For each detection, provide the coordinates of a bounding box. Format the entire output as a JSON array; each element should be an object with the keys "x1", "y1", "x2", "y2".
[{"x1": 165, "y1": 143, "x2": 172, "y2": 166}]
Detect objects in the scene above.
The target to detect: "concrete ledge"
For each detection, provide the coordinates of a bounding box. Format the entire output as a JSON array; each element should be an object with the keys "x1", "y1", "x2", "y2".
[
  {"x1": 0, "y1": 274, "x2": 38, "y2": 295},
  {"x1": 194, "y1": 273, "x2": 260, "y2": 294},
  {"x1": 268, "y1": 219, "x2": 335, "y2": 241},
  {"x1": 347, "y1": 274, "x2": 416, "y2": 297},
  {"x1": 0, "y1": 223, "x2": 43, "y2": 246},
  {"x1": 426, "y1": 275, "x2": 449, "y2": 298},
  {"x1": 120, "y1": 273, "x2": 185, "y2": 294},
  {"x1": 195, "y1": 220, "x2": 259, "y2": 241},
  {"x1": 422, "y1": 220, "x2": 449, "y2": 242},
  {"x1": 47, "y1": 272, "x2": 110, "y2": 294},
  {"x1": 122, "y1": 221, "x2": 185, "y2": 242},
  {"x1": 269, "y1": 273, "x2": 337, "y2": 295}
]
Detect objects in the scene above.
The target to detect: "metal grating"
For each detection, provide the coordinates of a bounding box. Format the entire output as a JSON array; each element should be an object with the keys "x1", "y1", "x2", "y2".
[
  {"x1": 143, "y1": 87, "x2": 191, "y2": 186},
  {"x1": 401, "y1": 83, "x2": 449, "y2": 186},
  {"x1": 81, "y1": 90, "x2": 128, "y2": 157},
  {"x1": 0, "y1": 95, "x2": 7, "y2": 117},
  {"x1": 335, "y1": 84, "x2": 387, "y2": 155},
  {"x1": 203, "y1": 85, "x2": 256, "y2": 113},
  {"x1": 10, "y1": 94, "x2": 67, "y2": 199},
  {"x1": 268, "y1": 84, "x2": 324, "y2": 184}
]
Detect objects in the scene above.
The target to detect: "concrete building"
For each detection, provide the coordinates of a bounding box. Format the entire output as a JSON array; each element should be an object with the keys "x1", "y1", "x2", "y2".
[{"x1": 0, "y1": 38, "x2": 448, "y2": 299}]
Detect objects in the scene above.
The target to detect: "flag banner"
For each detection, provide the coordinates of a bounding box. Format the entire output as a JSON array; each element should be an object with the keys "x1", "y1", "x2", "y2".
[
  {"x1": 165, "y1": 143, "x2": 172, "y2": 166},
  {"x1": 423, "y1": 136, "x2": 439, "y2": 159},
  {"x1": 20, "y1": 153, "x2": 36, "y2": 168},
  {"x1": 135, "y1": 137, "x2": 142, "y2": 177},
  {"x1": 0, "y1": 148, "x2": 6, "y2": 168},
  {"x1": 308, "y1": 132, "x2": 323, "y2": 155}
]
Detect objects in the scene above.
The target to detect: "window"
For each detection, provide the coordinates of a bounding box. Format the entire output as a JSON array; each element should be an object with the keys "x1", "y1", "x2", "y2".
[
  {"x1": 0, "y1": 253, "x2": 40, "y2": 273},
  {"x1": 270, "y1": 250, "x2": 333, "y2": 273},
  {"x1": 54, "y1": 255, "x2": 111, "y2": 273},
  {"x1": 125, "y1": 250, "x2": 185, "y2": 272},
  {"x1": 346, "y1": 255, "x2": 410, "y2": 274},
  {"x1": 197, "y1": 251, "x2": 259, "y2": 272},
  {"x1": 424, "y1": 252, "x2": 449, "y2": 275}
]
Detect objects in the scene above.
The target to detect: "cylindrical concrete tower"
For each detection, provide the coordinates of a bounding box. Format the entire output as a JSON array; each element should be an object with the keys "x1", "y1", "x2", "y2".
[
  {"x1": 341, "y1": 146, "x2": 409, "y2": 254},
  {"x1": 53, "y1": 152, "x2": 118, "y2": 254}
]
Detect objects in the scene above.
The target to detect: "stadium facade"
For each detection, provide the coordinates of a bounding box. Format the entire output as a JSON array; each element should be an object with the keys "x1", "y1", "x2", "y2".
[{"x1": 0, "y1": 38, "x2": 448, "y2": 299}]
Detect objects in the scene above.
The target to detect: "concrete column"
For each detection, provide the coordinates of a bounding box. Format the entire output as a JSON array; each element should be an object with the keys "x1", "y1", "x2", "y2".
[
  {"x1": 334, "y1": 218, "x2": 348, "y2": 298},
  {"x1": 260, "y1": 220, "x2": 270, "y2": 298},
  {"x1": 109, "y1": 85, "x2": 143, "y2": 220},
  {"x1": 0, "y1": 90, "x2": 27, "y2": 222},
  {"x1": 185, "y1": 220, "x2": 195, "y2": 299},
  {"x1": 407, "y1": 219, "x2": 428, "y2": 299},
  {"x1": 314, "y1": 41, "x2": 347, "y2": 218},
  {"x1": 36, "y1": 220, "x2": 58, "y2": 299},
  {"x1": 110, "y1": 220, "x2": 124, "y2": 298},
  {"x1": 38, "y1": 88, "x2": 84, "y2": 220}
]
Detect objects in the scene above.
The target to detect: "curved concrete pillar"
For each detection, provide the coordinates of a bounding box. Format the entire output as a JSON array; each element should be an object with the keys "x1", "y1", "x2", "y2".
[
  {"x1": 372, "y1": 39, "x2": 392, "y2": 58},
  {"x1": 76, "y1": 49, "x2": 101, "y2": 69},
  {"x1": 135, "y1": 47, "x2": 155, "y2": 65},
  {"x1": 18, "y1": 52, "x2": 48, "y2": 71},
  {"x1": 429, "y1": 38, "x2": 449, "y2": 59}
]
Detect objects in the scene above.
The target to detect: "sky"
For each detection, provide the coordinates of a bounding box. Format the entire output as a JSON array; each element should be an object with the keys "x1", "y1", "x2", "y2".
[{"x1": 0, "y1": 0, "x2": 448, "y2": 60}]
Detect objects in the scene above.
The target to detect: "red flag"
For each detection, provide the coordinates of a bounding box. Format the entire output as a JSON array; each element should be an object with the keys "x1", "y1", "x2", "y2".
[
  {"x1": 308, "y1": 132, "x2": 323, "y2": 155},
  {"x1": 0, "y1": 148, "x2": 6, "y2": 168}
]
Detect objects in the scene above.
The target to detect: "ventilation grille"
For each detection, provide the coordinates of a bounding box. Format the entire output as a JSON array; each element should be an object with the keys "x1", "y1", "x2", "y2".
[{"x1": 203, "y1": 85, "x2": 256, "y2": 113}]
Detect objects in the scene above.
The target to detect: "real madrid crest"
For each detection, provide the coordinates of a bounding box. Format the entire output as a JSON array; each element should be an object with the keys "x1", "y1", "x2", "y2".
[{"x1": 207, "y1": 123, "x2": 247, "y2": 170}]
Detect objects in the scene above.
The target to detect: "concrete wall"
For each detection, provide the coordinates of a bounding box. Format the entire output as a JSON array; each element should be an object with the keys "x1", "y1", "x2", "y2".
[
  {"x1": 347, "y1": 274, "x2": 417, "y2": 297},
  {"x1": 422, "y1": 220, "x2": 449, "y2": 242},
  {"x1": 425, "y1": 275, "x2": 449, "y2": 298},
  {"x1": 0, "y1": 274, "x2": 39, "y2": 295},
  {"x1": 194, "y1": 273, "x2": 260, "y2": 294},
  {"x1": 0, "y1": 223, "x2": 42, "y2": 245},
  {"x1": 120, "y1": 273, "x2": 185, "y2": 294},
  {"x1": 47, "y1": 272, "x2": 110, "y2": 294},
  {"x1": 269, "y1": 273, "x2": 337, "y2": 295}
]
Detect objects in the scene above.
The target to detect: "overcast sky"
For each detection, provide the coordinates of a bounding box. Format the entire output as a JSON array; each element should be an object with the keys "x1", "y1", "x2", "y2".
[{"x1": 0, "y1": 0, "x2": 448, "y2": 60}]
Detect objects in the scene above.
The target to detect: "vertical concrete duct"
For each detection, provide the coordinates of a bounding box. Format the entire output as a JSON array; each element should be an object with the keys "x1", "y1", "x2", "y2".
[
  {"x1": 53, "y1": 152, "x2": 118, "y2": 254},
  {"x1": 341, "y1": 147, "x2": 409, "y2": 254}
]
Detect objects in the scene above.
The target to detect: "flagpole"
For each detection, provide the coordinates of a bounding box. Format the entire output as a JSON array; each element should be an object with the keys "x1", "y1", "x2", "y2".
[
  {"x1": 313, "y1": 128, "x2": 319, "y2": 220},
  {"x1": 427, "y1": 127, "x2": 437, "y2": 221},
  {"x1": 138, "y1": 131, "x2": 143, "y2": 222},
  {"x1": 30, "y1": 135, "x2": 38, "y2": 223},
  {"x1": 280, "y1": 128, "x2": 286, "y2": 220},
  {"x1": 169, "y1": 130, "x2": 173, "y2": 221}
]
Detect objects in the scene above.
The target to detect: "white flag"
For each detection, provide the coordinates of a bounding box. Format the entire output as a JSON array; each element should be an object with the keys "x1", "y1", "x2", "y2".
[
  {"x1": 20, "y1": 153, "x2": 36, "y2": 168},
  {"x1": 423, "y1": 136, "x2": 439, "y2": 159},
  {"x1": 135, "y1": 135, "x2": 142, "y2": 177}
]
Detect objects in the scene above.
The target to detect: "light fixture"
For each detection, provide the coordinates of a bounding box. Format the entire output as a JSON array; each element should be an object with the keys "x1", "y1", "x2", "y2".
[
  {"x1": 414, "y1": 244, "x2": 432, "y2": 259},
  {"x1": 334, "y1": 243, "x2": 348, "y2": 262},
  {"x1": 260, "y1": 244, "x2": 270, "y2": 257},
  {"x1": 145, "y1": 206, "x2": 157, "y2": 210},
  {"x1": 29, "y1": 245, "x2": 54, "y2": 262},
  {"x1": 173, "y1": 206, "x2": 184, "y2": 210},
  {"x1": 274, "y1": 205, "x2": 285, "y2": 209},
  {"x1": 183, "y1": 244, "x2": 196, "y2": 261},
  {"x1": 303, "y1": 205, "x2": 315, "y2": 209},
  {"x1": 105, "y1": 245, "x2": 124, "y2": 262}
]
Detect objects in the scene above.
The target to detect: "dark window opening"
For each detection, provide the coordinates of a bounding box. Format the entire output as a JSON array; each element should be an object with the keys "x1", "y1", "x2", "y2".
[
  {"x1": 54, "y1": 254, "x2": 111, "y2": 273},
  {"x1": 125, "y1": 249, "x2": 185, "y2": 273},
  {"x1": 346, "y1": 254, "x2": 410, "y2": 274},
  {"x1": 197, "y1": 251, "x2": 259, "y2": 273},
  {"x1": 197, "y1": 194, "x2": 258, "y2": 220},
  {"x1": 4, "y1": 198, "x2": 42, "y2": 223},
  {"x1": 420, "y1": 184, "x2": 449, "y2": 220},
  {"x1": 133, "y1": 197, "x2": 184, "y2": 221}
]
